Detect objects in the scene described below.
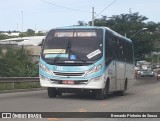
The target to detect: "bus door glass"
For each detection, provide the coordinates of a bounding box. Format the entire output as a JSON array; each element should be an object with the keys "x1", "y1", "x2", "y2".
[{"x1": 105, "y1": 32, "x2": 116, "y2": 90}]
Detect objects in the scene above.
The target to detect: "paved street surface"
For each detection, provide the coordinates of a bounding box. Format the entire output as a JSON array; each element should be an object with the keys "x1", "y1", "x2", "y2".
[{"x1": 0, "y1": 77, "x2": 160, "y2": 121}]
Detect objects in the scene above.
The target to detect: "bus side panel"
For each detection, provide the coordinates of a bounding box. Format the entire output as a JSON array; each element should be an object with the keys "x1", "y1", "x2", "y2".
[
  {"x1": 106, "y1": 61, "x2": 116, "y2": 92},
  {"x1": 125, "y1": 63, "x2": 135, "y2": 89},
  {"x1": 115, "y1": 61, "x2": 125, "y2": 91}
]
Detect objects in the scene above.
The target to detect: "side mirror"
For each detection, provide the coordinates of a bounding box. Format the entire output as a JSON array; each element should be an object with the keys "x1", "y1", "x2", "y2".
[
  {"x1": 38, "y1": 38, "x2": 45, "y2": 47},
  {"x1": 105, "y1": 57, "x2": 112, "y2": 65}
]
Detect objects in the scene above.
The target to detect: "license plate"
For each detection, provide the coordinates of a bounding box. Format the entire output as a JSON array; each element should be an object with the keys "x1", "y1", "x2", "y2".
[{"x1": 62, "y1": 80, "x2": 74, "y2": 84}]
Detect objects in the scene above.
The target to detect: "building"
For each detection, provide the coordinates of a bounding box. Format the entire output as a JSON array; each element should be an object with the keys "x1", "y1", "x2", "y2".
[
  {"x1": 0, "y1": 36, "x2": 45, "y2": 62},
  {"x1": 0, "y1": 31, "x2": 20, "y2": 37}
]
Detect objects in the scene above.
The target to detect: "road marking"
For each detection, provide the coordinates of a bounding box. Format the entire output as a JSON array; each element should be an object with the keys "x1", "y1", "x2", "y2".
[
  {"x1": 102, "y1": 103, "x2": 107, "y2": 106},
  {"x1": 47, "y1": 118, "x2": 59, "y2": 121},
  {"x1": 79, "y1": 109, "x2": 87, "y2": 112}
]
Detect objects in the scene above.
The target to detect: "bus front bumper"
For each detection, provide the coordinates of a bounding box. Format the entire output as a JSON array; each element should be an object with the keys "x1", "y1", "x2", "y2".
[{"x1": 39, "y1": 74, "x2": 106, "y2": 89}]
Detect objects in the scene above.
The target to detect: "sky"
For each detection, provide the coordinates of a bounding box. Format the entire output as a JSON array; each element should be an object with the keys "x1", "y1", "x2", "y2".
[{"x1": 0, "y1": 0, "x2": 160, "y2": 31}]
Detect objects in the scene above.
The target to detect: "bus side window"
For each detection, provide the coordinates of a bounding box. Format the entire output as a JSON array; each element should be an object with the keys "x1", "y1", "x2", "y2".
[
  {"x1": 105, "y1": 32, "x2": 113, "y2": 59},
  {"x1": 124, "y1": 42, "x2": 129, "y2": 62},
  {"x1": 130, "y1": 44, "x2": 134, "y2": 63},
  {"x1": 126, "y1": 43, "x2": 133, "y2": 63},
  {"x1": 112, "y1": 38, "x2": 117, "y2": 59},
  {"x1": 120, "y1": 40, "x2": 123, "y2": 61},
  {"x1": 127, "y1": 43, "x2": 131, "y2": 62},
  {"x1": 121, "y1": 40, "x2": 126, "y2": 61},
  {"x1": 116, "y1": 38, "x2": 121, "y2": 61}
]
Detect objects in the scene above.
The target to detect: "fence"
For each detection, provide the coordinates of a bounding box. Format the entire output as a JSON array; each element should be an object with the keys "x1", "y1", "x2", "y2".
[{"x1": 0, "y1": 77, "x2": 41, "y2": 91}]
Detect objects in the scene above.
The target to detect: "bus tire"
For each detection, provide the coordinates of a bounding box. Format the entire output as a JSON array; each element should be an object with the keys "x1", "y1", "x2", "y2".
[
  {"x1": 57, "y1": 90, "x2": 62, "y2": 96},
  {"x1": 118, "y1": 80, "x2": 127, "y2": 96},
  {"x1": 47, "y1": 87, "x2": 57, "y2": 98},
  {"x1": 95, "y1": 89, "x2": 105, "y2": 100},
  {"x1": 95, "y1": 81, "x2": 109, "y2": 100}
]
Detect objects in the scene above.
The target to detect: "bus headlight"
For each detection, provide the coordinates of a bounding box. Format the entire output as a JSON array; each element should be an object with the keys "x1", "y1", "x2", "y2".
[
  {"x1": 85, "y1": 64, "x2": 103, "y2": 76},
  {"x1": 89, "y1": 75, "x2": 103, "y2": 82},
  {"x1": 39, "y1": 63, "x2": 52, "y2": 75},
  {"x1": 40, "y1": 74, "x2": 51, "y2": 81}
]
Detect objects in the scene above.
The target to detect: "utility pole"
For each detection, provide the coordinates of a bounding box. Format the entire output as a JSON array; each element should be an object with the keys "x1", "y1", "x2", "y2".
[
  {"x1": 21, "y1": 10, "x2": 23, "y2": 32},
  {"x1": 92, "y1": 7, "x2": 94, "y2": 26},
  {"x1": 17, "y1": 23, "x2": 19, "y2": 31},
  {"x1": 158, "y1": 53, "x2": 160, "y2": 65}
]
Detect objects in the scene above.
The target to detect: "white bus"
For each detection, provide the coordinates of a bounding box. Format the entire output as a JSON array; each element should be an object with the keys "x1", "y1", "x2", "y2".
[{"x1": 39, "y1": 26, "x2": 135, "y2": 100}]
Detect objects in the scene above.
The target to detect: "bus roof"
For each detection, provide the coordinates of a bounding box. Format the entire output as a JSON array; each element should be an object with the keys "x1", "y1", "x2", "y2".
[
  {"x1": 55, "y1": 26, "x2": 103, "y2": 30},
  {"x1": 52, "y1": 26, "x2": 132, "y2": 42}
]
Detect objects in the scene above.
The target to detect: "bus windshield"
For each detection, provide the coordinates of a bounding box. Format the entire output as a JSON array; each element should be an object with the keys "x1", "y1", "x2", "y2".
[{"x1": 41, "y1": 29, "x2": 103, "y2": 64}]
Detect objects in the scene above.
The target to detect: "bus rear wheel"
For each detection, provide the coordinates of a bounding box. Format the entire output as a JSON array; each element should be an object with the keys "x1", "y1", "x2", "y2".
[
  {"x1": 118, "y1": 81, "x2": 127, "y2": 96},
  {"x1": 47, "y1": 87, "x2": 57, "y2": 98}
]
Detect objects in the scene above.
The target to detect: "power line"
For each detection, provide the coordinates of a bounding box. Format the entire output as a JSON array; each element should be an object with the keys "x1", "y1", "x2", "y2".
[
  {"x1": 40, "y1": 0, "x2": 91, "y2": 13},
  {"x1": 95, "y1": 0, "x2": 118, "y2": 18}
]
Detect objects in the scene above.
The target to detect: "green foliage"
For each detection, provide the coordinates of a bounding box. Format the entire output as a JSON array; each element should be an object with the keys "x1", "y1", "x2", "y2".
[
  {"x1": 83, "y1": 12, "x2": 160, "y2": 60},
  {"x1": 26, "y1": 29, "x2": 35, "y2": 36},
  {"x1": 77, "y1": 21, "x2": 88, "y2": 26},
  {"x1": 0, "y1": 46, "x2": 38, "y2": 77},
  {"x1": 19, "y1": 32, "x2": 27, "y2": 37},
  {"x1": 0, "y1": 82, "x2": 40, "y2": 90},
  {"x1": 35, "y1": 31, "x2": 45, "y2": 36},
  {"x1": 0, "y1": 34, "x2": 9, "y2": 40},
  {"x1": 19, "y1": 29, "x2": 35, "y2": 37},
  {"x1": 19, "y1": 29, "x2": 45, "y2": 37}
]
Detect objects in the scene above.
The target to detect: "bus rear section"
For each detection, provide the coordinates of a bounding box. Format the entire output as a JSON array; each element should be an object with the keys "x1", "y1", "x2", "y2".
[{"x1": 39, "y1": 26, "x2": 135, "y2": 100}]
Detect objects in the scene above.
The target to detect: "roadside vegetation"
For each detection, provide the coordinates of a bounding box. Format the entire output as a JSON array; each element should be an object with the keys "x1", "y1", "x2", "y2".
[
  {"x1": 0, "y1": 12, "x2": 159, "y2": 78},
  {"x1": 0, "y1": 46, "x2": 40, "y2": 90},
  {"x1": 0, "y1": 82, "x2": 40, "y2": 91},
  {"x1": 0, "y1": 12, "x2": 159, "y2": 91},
  {"x1": 78, "y1": 12, "x2": 160, "y2": 62},
  {"x1": 0, "y1": 46, "x2": 38, "y2": 77}
]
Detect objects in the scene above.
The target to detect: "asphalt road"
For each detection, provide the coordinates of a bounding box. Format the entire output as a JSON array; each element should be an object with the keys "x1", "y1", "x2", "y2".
[{"x1": 0, "y1": 77, "x2": 160, "y2": 121}]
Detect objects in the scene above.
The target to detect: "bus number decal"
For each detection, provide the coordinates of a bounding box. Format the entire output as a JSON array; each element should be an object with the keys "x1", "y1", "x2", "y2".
[{"x1": 56, "y1": 66, "x2": 63, "y2": 71}]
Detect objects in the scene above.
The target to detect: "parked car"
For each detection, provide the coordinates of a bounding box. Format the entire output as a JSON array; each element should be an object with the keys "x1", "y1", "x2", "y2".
[
  {"x1": 157, "y1": 70, "x2": 160, "y2": 80},
  {"x1": 140, "y1": 70, "x2": 154, "y2": 77},
  {"x1": 156, "y1": 65, "x2": 160, "y2": 68}
]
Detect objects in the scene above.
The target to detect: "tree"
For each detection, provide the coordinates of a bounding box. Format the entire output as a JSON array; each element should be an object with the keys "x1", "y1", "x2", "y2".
[
  {"x1": 86, "y1": 12, "x2": 159, "y2": 60},
  {"x1": 0, "y1": 34, "x2": 9, "y2": 40},
  {"x1": 77, "y1": 21, "x2": 88, "y2": 26},
  {"x1": 26, "y1": 29, "x2": 35, "y2": 36},
  {"x1": 19, "y1": 29, "x2": 45, "y2": 37},
  {"x1": 35, "y1": 31, "x2": 45, "y2": 36},
  {"x1": 19, "y1": 32, "x2": 27, "y2": 37}
]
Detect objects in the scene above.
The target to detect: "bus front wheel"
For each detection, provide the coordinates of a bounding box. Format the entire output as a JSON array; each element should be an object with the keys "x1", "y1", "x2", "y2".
[
  {"x1": 95, "y1": 89, "x2": 106, "y2": 100},
  {"x1": 47, "y1": 87, "x2": 57, "y2": 98},
  {"x1": 95, "y1": 81, "x2": 109, "y2": 100}
]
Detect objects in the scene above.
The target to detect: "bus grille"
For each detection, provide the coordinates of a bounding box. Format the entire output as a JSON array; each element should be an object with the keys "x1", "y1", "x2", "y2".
[
  {"x1": 50, "y1": 79, "x2": 88, "y2": 84},
  {"x1": 53, "y1": 72, "x2": 85, "y2": 77}
]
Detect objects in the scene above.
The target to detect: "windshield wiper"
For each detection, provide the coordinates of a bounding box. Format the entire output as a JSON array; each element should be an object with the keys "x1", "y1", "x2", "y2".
[
  {"x1": 52, "y1": 49, "x2": 65, "y2": 63},
  {"x1": 53, "y1": 38, "x2": 88, "y2": 64},
  {"x1": 66, "y1": 39, "x2": 71, "y2": 55},
  {"x1": 53, "y1": 39, "x2": 71, "y2": 63},
  {"x1": 68, "y1": 39, "x2": 87, "y2": 63}
]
